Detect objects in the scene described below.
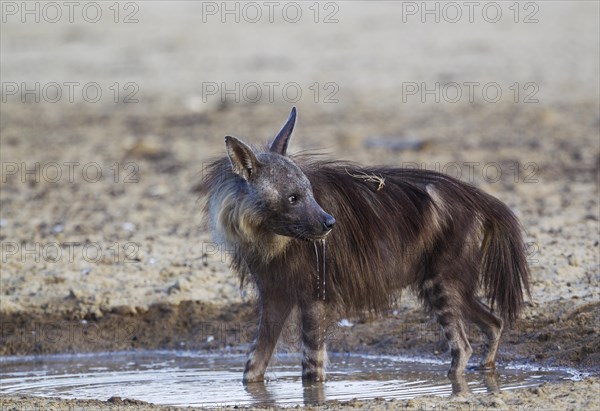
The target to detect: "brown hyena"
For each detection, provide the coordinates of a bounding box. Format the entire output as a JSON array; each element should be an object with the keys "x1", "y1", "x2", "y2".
[{"x1": 201, "y1": 107, "x2": 530, "y2": 383}]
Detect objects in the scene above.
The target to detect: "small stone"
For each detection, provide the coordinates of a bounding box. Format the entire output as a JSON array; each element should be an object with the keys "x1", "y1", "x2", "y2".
[
  {"x1": 167, "y1": 282, "x2": 181, "y2": 295},
  {"x1": 124, "y1": 140, "x2": 170, "y2": 161},
  {"x1": 490, "y1": 398, "x2": 507, "y2": 408},
  {"x1": 567, "y1": 254, "x2": 579, "y2": 267},
  {"x1": 111, "y1": 305, "x2": 138, "y2": 315},
  {"x1": 122, "y1": 222, "x2": 136, "y2": 232},
  {"x1": 167, "y1": 279, "x2": 189, "y2": 295},
  {"x1": 67, "y1": 289, "x2": 80, "y2": 299},
  {"x1": 146, "y1": 184, "x2": 169, "y2": 197}
]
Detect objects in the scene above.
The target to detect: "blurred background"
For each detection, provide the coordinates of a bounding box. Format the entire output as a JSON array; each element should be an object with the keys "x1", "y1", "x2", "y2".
[{"x1": 0, "y1": 2, "x2": 598, "y2": 348}]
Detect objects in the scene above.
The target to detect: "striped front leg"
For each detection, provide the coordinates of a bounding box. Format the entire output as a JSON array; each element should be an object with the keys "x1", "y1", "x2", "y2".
[
  {"x1": 243, "y1": 299, "x2": 292, "y2": 384},
  {"x1": 301, "y1": 301, "x2": 328, "y2": 382}
]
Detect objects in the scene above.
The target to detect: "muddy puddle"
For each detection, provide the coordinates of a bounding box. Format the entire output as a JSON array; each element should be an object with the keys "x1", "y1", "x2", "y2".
[{"x1": 0, "y1": 351, "x2": 584, "y2": 407}]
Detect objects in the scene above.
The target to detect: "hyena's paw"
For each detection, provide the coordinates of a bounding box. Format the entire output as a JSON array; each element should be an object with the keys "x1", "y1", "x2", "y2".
[
  {"x1": 242, "y1": 371, "x2": 265, "y2": 384},
  {"x1": 302, "y1": 368, "x2": 326, "y2": 382},
  {"x1": 243, "y1": 361, "x2": 266, "y2": 384},
  {"x1": 302, "y1": 354, "x2": 327, "y2": 381},
  {"x1": 301, "y1": 346, "x2": 328, "y2": 382}
]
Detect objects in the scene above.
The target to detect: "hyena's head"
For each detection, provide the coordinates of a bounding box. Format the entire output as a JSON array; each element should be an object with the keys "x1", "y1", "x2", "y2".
[{"x1": 225, "y1": 107, "x2": 335, "y2": 241}]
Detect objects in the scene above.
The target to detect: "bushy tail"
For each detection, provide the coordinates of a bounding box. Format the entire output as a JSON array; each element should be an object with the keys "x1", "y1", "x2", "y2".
[{"x1": 480, "y1": 198, "x2": 531, "y2": 325}]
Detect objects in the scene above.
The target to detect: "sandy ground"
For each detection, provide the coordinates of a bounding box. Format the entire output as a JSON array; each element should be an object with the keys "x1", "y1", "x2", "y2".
[{"x1": 1, "y1": 2, "x2": 599, "y2": 410}]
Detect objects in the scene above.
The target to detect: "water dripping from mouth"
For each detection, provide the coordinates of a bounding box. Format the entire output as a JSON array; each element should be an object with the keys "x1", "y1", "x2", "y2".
[
  {"x1": 320, "y1": 239, "x2": 326, "y2": 301},
  {"x1": 313, "y1": 239, "x2": 327, "y2": 301},
  {"x1": 314, "y1": 239, "x2": 327, "y2": 350},
  {"x1": 313, "y1": 241, "x2": 320, "y2": 299}
]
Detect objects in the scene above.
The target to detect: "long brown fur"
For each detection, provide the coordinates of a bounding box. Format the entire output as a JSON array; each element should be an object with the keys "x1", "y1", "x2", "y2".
[{"x1": 200, "y1": 107, "x2": 530, "y2": 381}]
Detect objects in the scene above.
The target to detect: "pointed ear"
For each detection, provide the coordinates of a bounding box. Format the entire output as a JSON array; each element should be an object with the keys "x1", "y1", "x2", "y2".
[
  {"x1": 225, "y1": 136, "x2": 260, "y2": 180},
  {"x1": 269, "y1": 106, "x2": 297, "y2": 156}
]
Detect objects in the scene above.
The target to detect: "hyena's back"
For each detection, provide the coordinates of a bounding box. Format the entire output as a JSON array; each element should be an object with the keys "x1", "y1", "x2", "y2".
[{"x1": 271, "y1": 157, "x2": 529, "y2": 324}]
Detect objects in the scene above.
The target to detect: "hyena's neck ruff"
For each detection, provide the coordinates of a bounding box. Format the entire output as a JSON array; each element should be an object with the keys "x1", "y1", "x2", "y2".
[
  {"x1": 201, "y1": 107, "x2": 530, "y2": 383},
  {"x1": 208, "y1": 173, "x2": 291, "y2": 263}
]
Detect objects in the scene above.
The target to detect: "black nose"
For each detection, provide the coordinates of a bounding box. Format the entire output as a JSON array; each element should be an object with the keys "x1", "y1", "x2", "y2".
[{"x1": 322, "y1": 215, "x2": 336, "y2": 231}]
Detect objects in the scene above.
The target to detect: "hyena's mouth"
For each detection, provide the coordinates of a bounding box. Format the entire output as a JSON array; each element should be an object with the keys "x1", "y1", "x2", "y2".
[{"x1": 278, "y1": 214, "x2": 335, "y2": 241}]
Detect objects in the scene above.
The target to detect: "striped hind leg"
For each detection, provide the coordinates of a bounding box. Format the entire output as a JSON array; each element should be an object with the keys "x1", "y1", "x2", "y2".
[
  {"x1": 441, "y1": 315, "x2": 473, "y2": 376},
  {"x1": 301, "y1": 301, "x2": 328, "y2": 381},
  {"x1": 466, "y1": 299, "x2": 503, "y2": 369},
  {"x1": 424, "y1": 280, "x2": 473, "y2": 376}
]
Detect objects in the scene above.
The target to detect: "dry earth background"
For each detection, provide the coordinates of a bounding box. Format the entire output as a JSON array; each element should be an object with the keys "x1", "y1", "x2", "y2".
[{"x1": 0, "y1": 1, "x2": 599, "y2": 410}]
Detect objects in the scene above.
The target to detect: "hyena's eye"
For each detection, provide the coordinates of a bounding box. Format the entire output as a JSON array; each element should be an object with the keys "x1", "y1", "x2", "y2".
[{"x1": 288, "y1": 194, "x2": 298, "y2": 204}]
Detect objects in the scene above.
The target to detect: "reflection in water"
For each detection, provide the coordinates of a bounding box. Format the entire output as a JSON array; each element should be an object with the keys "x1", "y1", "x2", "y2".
[
  {"x1": 448, "y1": 370, "x2": 499, "y2": 396},
  {"x1": 0, "y1": 351, "x2": 578, "y2": 407},
  {"x1": 244, "y1": 382, "x2": 274, "y2": 407},
  {"x1": 244, "y1": 371, "x2": 501, "y2": 405},
  {"x1": 244, "y1": 379, "x2": 326, "y2": 406},
  {"x1": 449, "y1": 373, "x2": 470, "y2": 395},
  {"x1": 302, "y1": 380, "x2": 326, "y2": 405}
]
